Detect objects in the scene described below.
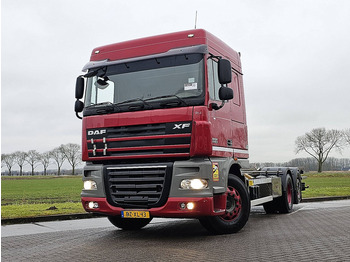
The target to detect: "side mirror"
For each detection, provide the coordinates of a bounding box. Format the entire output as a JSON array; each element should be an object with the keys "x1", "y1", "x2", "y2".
[
  {"x1": 219, "y1": 86, "x2": 233, "y2": 101},
  {"x1": 218, "y1": 59, "x2": 232, "y2": 84},
  {"x1": 75, "y1": 100, "x2": 84, "y2": 113},
  {"x1": 75, "y1": 76, "x2": 85, "y2": 99}
]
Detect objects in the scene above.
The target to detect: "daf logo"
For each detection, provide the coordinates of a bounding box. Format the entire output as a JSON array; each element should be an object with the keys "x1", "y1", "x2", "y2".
[
  {"x1": 173, "y1": 123, "x2": 191, "y2": 129},
  {"x1": 88, "y1": 129, "x2": 106, "y2": 136}
]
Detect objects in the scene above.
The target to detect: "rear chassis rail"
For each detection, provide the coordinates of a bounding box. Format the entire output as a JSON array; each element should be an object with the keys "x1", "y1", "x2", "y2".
[{"x1": 242, "y1": 167, "x2": 306, "y2": 206}]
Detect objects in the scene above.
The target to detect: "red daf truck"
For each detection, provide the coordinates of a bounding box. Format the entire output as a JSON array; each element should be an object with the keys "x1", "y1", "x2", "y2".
[{"x1": 74, "y1": 29, "x2": 305, "y2": 234}]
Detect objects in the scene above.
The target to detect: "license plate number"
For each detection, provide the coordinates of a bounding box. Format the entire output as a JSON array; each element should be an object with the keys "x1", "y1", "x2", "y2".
[{"x1": 121, "y1": 210, "x2": 150, "y2": 219}]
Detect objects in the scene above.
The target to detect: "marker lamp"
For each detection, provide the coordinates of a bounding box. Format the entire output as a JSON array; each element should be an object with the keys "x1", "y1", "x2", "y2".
[
  {"x1": 180, "y1": 179, "x2": 208, "y2": 190},
  {"x1": 84, "y1": 180, "x2": 97, "y2": 190}
]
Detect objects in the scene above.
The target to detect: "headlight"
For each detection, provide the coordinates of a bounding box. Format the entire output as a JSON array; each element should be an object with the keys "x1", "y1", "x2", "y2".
[
  {"x1": 84, "y1": 180, "x2": 97, "y2": 190},
  {"x1": 180, "y1": 179, "x2": 208, "y2": 190}
]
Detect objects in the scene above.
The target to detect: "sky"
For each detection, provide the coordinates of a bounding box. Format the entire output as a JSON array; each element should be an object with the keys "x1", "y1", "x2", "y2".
[{"x1": 1, "y1": 0, "x2": 350, "y2": 170}]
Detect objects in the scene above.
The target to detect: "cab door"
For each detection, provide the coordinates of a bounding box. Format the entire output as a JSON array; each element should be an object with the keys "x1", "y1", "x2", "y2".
[
  {"x1": 207, "y1": 57, "x2": 233, "y2": 157},
  {"x1": 229, "y1": 72, "x2": 248, "y2": 152}
]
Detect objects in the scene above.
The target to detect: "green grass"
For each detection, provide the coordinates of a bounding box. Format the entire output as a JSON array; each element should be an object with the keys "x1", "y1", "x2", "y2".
[
  {"x1": 1, "y1": 176, "x2": 84, "y2": 219},
  {"x1": 1, "y1": 172, "x2": 350, "y2": 220},
  {"x1": 1, "y1": 202, "x2": 84, "y2": 219},
  {"x1": 1, "y1": 176, "x2": 82, "y2": 205},
  {"x1": 301, "y1": 171, "x2": 350, "y2": 198}
]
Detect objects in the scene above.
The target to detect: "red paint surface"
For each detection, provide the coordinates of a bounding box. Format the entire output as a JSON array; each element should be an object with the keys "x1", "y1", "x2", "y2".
[{"x1": 82, "y1": 197, "x2": 224, "y2": 217}]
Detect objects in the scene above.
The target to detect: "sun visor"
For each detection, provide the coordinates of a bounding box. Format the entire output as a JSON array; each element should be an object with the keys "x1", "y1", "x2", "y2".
[{"x1": 82, "y1": 44, "x2": 208, "y2": 72}]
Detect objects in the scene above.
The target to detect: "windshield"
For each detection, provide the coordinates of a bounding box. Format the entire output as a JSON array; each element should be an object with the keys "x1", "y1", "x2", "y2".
[{"x1": 84, "y1": 53, "x2": 204, "y2": 115}]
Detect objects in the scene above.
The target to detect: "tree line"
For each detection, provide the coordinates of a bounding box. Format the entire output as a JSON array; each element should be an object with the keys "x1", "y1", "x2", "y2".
[{"x1": 1, "y1": 143, "x2": 81, "y2": 176}]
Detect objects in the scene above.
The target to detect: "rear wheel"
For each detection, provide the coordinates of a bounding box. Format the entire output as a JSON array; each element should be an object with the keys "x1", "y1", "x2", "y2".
[
  {"x1": 199, "y1": 175, "x2": 250, "y2": 234},
  {"x1": 263, "y1": 200, "x2": 278, "y2": 214},
  {"x1": 263, "y1": 174, "x2": 295, "y2": 214},
  {"x1": 108, "y1": 216, "x2": 152, "y2": 230},
  {"x1": 278, "y1": 174, "x2": 294, "y2": 213}
]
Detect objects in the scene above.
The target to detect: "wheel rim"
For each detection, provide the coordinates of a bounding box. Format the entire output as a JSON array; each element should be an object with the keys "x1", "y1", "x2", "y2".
[{"x1": 220, "y1": 186, "x2": 242, "y2": 221}]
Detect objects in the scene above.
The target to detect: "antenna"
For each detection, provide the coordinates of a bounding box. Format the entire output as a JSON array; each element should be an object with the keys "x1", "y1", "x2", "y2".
[{"x1": 194, "y1": 11, "x2": 198, "y2": 29}]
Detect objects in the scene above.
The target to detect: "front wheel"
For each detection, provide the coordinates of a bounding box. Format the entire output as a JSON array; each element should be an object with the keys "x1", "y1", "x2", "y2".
[
  {"x1": 108, "y1": 216, "x2": 152, "y2": 230},
  {"x1": 199, "y1": 175, "x2": 250, "y2": 234}
]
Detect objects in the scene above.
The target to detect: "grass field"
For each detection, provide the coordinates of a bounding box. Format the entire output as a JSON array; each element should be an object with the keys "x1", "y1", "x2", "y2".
[
  {"x1": 301, "y1": 172, "x2": 350, "y2": 198},
  {"x1": 1, "y1": 172, "x2": 350, "y2": 220},
  {"x1": 1, "y1": 176, "x2": 84, "y2": 219}
]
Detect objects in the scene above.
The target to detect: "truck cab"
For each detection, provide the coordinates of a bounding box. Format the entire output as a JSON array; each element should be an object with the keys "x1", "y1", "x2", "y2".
[{"x1": 75, "y1": 29, "x2": 303, "y2": 234}]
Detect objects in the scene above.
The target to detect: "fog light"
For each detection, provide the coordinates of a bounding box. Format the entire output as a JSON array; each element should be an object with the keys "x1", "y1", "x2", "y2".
[
  {"x1": 88, "y1": 201, "x2": 99, "y2": 209},
  {"x1": 180, "y1": 179, "x2": 208, "y2": 190},
  {"x1": 187, "y1": 202, "x2": 195, "y2": 210},
  {"x1": 84, "y1": 180, "x2": 97, "y2": 190}
]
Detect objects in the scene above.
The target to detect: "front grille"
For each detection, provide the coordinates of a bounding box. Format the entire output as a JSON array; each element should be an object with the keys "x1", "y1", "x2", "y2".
[
  {"x1": 86, "y1": 122, "x2": 192, "y2": 159},
  {"x1": 105, "y1": 164, "x2": 172, "y2": 208}
]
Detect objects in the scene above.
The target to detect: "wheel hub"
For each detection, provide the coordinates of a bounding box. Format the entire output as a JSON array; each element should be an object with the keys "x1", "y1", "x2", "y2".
[{"x1": 221, "y1": 186, "x2": 242, "y2": 221}]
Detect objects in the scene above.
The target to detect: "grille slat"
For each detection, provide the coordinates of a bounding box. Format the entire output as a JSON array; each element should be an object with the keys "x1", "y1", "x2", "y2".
[
  {"x1": 107, "y1": 124, "x2": 166, "y2": 137},
  {"x1": 109, "y1": 177, "x2": 165, "y2": 183},
  {"x1": 111, "y1": 191, "x2": 162, "y2": 196},
  {"x1": 109, "y1": 169, "x2": 165, "y2": 176},
  {"x1": 106, "y1": 164, "x2": 171, "y2": 208},
  {"x1": 111, "y1": 184, "x2": 163, "y2": 189},
  {"x1": 115, "y1": 197, "x2": 159, "y2": 203}
]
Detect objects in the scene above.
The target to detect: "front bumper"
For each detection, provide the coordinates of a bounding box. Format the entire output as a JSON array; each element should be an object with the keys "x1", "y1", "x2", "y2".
[{"x1": 82, "y1": 196, "x2": 226, "y2": 218}]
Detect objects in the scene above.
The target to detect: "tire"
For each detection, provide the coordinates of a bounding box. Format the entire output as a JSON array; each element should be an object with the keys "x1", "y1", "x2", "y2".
[
  {"x1": 295, "y1": 177, "x2": 302, "y2": 204},
  {"x1": 199, "y1": 175, "x2": 250, "y2": 234},
  {"x1": 108, "y1": 216, "x2": 152, "y2": 230},
  {"x1": 263, "y1": 201, "x2": 278, "y2": 214},
  {"x1": 278, "y1": 174, "x2": 294, "y2": 213}
]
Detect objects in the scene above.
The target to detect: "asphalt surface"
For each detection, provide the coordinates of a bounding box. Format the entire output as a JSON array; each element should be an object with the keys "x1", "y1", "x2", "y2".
[{"x1": 2, "y1": 199, "x2": 350, "y2": 261}]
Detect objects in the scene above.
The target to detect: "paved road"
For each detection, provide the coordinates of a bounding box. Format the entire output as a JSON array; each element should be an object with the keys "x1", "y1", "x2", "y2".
[{"x1": 2, "y1": 200, "x2": 350, "y2": 261}]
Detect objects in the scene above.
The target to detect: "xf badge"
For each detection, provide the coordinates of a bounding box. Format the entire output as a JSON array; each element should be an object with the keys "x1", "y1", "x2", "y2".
[{"x1": 173, "y1": 123, "x2": 191, "y2": 129}]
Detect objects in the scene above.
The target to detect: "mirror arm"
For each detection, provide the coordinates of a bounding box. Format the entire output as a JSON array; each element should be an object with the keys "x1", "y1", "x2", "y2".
[
  {"x1": 76, "y1": 112, "x2": 82, "y2": 120},
  {"x1": 210, "y1": 100, "x2": 226, "y2": 111}
]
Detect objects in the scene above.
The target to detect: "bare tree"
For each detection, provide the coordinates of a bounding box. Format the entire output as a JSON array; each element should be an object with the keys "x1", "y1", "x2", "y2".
[
  {"x1": 60, "y1": 143, "x2": 81, "y2": 175},
  {"x1": 1, "y1": 153, "x2": 16, "y2": 176},
  {"x1": 26, "y1": 150, "x2": 41, "y2": 176},
  {"x1": 344, "y1": 128, "x2": 350, "y2": 145},
  {"x1": 50, "y1": 147, "x2": 66, "y2": 176},
  {"x1": 295, "y1": 127, "x2": 344, "y2": 173},
  {"x1": 14, "y1": 151, "x2": 27, "y2": 176},
  {"x1": 39, "y1": 152, "x2": 51, "y2": 176}
]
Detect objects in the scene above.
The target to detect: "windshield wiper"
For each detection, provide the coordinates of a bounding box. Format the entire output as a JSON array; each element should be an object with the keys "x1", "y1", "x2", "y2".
[
  {"x1": 115, "y1": 98, "x2": 152, "y2": 110},
  {"x1": 86, "y1": 101, "x2": 113, "y2": 108},
  {"x1": 85, "y1": 102, "x2": 116, "y2": 113},
  {"x1": 145, "y1": 95, "x2": 188, "y2": 107}
]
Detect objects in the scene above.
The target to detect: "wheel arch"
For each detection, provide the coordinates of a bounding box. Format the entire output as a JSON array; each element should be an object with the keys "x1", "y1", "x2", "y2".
[{"x1": 229, "y1": 163, "x2": 244, "y2": 183}]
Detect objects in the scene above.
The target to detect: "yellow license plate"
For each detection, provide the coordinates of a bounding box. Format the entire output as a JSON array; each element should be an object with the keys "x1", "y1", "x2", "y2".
[{"x1": 121, "y1": 210, "x2": 150, "y2": 219}]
